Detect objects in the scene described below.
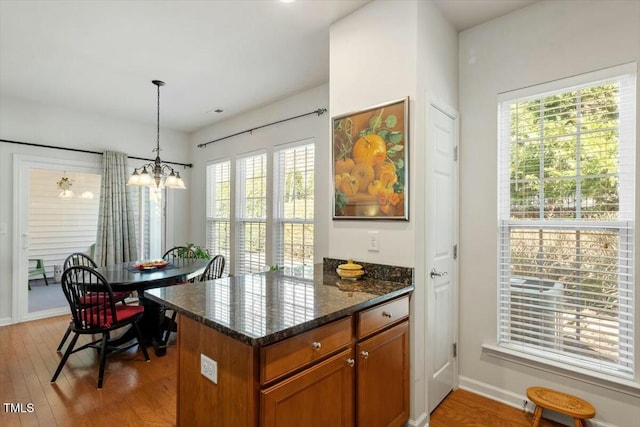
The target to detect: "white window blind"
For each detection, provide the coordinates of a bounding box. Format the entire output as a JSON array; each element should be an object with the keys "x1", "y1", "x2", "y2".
[
  {"x1": 237, "y1": 153, "x2": 267, "y2": 275},
  {"x1": 274, "y1": 141, "x2": 315, "y2": 278},
  {"x1": 206, "y1": 160, "x2": 231, "y2": 275},
  {"x1": 497, "y1": 66, "x2": 636, "y2": 379}
]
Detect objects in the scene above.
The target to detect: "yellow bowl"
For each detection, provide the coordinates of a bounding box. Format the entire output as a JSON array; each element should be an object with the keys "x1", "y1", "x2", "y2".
[
  {"x1": 336, "y1": 268, "x2": 364, "y2": 279},
  {"x1": 338, "y1": 259, "x2": 363, "y2": 271}
]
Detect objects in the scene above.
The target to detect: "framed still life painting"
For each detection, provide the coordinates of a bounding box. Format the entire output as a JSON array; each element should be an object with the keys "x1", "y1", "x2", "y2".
[{"x1": 332, "y1": 97, "x2": 409, "y2": 220}]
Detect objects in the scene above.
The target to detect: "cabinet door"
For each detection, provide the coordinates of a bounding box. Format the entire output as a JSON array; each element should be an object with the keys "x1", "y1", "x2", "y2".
[
  {"x1": 261, "y1": 348, "x2": 354, "y2": 427},
  {"x1": 356, "y1": 321, "x2": 409, "y2": 427}
]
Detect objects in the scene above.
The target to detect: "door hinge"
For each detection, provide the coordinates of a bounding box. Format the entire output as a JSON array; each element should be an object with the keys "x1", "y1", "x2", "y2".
[
  {"x1": 453, "y1": 343, "x2": 457, "y2": 358},
  {"x1": 453, "y1": 146, "x2": 458, "y2": 161},
  {"x1": 453, "y1": 244, "x2": 457, "y2": 260}
]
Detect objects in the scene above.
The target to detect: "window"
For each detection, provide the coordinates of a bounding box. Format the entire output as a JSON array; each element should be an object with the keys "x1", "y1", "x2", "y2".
[
  {"x1": 206, "y1": 160, "x2": 231, "y2": 275},
  {"x1": 237, "y1": 153, "x2": 267, "y2": 275},
  {"x1": 498, "y1": 65, "x2": 636, "y2": 379},
  {"x1": 274, "y1": 142, "x2": 315, "y2": 278},
  {"x1": 206, "y1": 141, "x2": 315, "y2": 277}
]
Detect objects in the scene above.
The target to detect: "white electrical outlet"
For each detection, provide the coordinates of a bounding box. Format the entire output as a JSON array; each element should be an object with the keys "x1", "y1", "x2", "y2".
[
  {"x1": 368, "y1": 231, "x2": 380, "y2": 252},
  {"x1": 200, "y1": 354, "x2": 218, "y2": 384}
]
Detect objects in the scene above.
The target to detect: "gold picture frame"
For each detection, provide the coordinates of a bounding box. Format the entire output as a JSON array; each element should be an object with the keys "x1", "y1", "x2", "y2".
[{"x1": 332, "y1": 97, "x2": 409, "y2": 220}]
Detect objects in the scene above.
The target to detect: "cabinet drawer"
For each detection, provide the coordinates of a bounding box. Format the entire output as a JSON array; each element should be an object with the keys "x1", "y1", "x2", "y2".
[
  {"x1": 261, "y1": 317, "x2": 353, "y2": 384},
  {"x1": 357, "y1": 295, "x2": 409, "y2": 339}
]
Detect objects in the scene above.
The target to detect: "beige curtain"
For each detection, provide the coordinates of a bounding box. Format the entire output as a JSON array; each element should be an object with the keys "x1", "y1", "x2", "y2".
[{"x1": 95, "y1": 151, "x2": 138, "y2": 266}]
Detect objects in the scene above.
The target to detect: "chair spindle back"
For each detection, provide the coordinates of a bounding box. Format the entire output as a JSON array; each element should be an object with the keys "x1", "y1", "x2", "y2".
[
  {"x1": 201, "y1": 255, "x2": 225, "y2": 281},
  {"x1": 61, "y1": 266, "x2": 118, "y2": 333}
]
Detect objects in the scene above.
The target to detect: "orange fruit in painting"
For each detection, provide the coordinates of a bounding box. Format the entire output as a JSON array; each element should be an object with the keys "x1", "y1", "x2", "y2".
[
  {"x1": 340, "y1": 174, "x2": 359, "y2": 196},
  {"x1": 350, "y1": 164, "x2": 374, "y2": 192},
  {"x1": 335, "y1": 158, "x2": 355, "y2": 175},
  {"x1": 375, "y1": 161, "x2": 398, "y2": 186},
  {"x1": 353, "y1": 134, "x2": 386, "y2": 166},
  {"x1": 368, "y1": 179, "x2": 383, "y2": 196}
]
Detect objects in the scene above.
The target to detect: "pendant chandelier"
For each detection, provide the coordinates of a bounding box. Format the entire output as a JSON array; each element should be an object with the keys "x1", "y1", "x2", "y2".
[
  {"x1": 127, "y1": 80, "x2": 186, "y2": 190},
  {"x1": 57, "y1": 172, "x2": 74, "y2": 198}
]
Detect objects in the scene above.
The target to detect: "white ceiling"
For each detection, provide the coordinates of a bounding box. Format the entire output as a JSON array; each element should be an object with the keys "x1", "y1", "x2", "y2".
[{"x1": 0, "y1": 0, "x2": 537, "y2": 134}]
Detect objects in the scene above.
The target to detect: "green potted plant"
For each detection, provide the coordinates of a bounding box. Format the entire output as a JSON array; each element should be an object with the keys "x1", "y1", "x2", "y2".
[{"x1": 179, "y1": 242, "x2": 211, "y2": 259}]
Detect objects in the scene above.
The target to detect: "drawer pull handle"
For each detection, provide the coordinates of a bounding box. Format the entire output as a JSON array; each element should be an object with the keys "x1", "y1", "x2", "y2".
[
  {"x1": 346, "y1": 358, "x2": 355, "y2": 367},
  {"x1": 311, "y1": 341, "x2": 322, "y2": 350},
  {"x1": 360, "y1": 351, "x2": 369, "y2": 359},
  {"x1": 382, "y1": 311, "x2": 393, "y2": 318}
]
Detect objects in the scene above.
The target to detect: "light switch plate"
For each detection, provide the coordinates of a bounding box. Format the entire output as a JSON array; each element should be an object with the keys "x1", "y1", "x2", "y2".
[
  {"x1": 368, "y1": 231, "x2": 380, "y2": 252},
  {"x1": 200, "y1": 354, "x2": 218, "y2": 384}
]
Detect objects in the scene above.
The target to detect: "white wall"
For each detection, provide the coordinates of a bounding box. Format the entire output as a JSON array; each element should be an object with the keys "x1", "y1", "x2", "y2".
[
  {"x1": 458, "y1": 1, "x2": 640, "y2": 425},
  {"x1": 0, "y1": 95, "x2": 191, "y2": 323},
  {"x1": 189, "y1": 84, "x2": 330, "y2": 264},
  {"x1": 331, "y1": 1, "x2": 458, "y2": 424},
  {"x1": 329, "y1": 1, "x2": 417, "y2": 268}
]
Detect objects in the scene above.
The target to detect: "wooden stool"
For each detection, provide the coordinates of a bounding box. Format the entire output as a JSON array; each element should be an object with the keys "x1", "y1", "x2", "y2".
[{"x1": 527, "y1": 386, "x2": 595, "y2": 427}]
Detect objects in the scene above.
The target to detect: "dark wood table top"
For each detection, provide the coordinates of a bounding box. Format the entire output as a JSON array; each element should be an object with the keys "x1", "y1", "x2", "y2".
[{"x1": 95, "y1": 258, "x2": 209, "y2": 292}]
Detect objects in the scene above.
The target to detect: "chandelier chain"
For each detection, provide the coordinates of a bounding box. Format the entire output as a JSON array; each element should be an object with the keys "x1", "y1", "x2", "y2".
[
  {"x1": 156, "y1": 81, "x2": 160, "y2": 153},
  {"x1": 127, "y1": 79, "x2": 185, "y2": 190}
]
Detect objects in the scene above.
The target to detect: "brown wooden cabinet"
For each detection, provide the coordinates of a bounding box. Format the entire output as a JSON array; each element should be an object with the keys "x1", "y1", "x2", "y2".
[
  {"x1": 261, "y1": 348, "x2": 355, "y2": 427},
  {"x1": 356, "y1": 321, "x2": 410, "y2": 427},
  {"x1": 261, "y1": 317, "x2": 353, "y2": 384},
  {"x1": 176, "y1": 294, "x2": 410, "y2": 427}
]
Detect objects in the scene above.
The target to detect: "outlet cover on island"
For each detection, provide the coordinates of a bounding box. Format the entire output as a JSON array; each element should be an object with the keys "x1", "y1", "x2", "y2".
[
  {"x1": 368, "y1": 231, "x2": 379, "y2": 252},
  {"x1": 200, "y1": 354, "x2": 218, "y2": 384}
]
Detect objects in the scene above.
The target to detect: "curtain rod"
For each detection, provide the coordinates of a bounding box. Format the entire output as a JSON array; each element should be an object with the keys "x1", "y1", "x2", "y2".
[
  {"x1": 0, "y1": 138, "x2": 193, "y2": 168},
  {"x1": 197, "y1": 107, "x2": 327, "y2": 149}
]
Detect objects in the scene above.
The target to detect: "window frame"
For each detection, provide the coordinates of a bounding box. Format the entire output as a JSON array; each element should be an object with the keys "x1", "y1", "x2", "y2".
[
  {"x1": 206, "y1": 159, "x2": 232, "y2": 276},
  {"x1": 273, "y1": 139, "x2": 315, "y2": 278},
  {"x1": 496, "y1": 63, "x2": 637, "y2": 384},
  {"x1": 236, "y1": 151, "x2": 269, "y2": 276}
]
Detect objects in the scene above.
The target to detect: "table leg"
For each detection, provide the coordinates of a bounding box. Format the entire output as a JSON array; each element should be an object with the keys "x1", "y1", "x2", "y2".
[
  {"x1": 138, "y1": 293, "x2": 169, "y2": 357},
  {"x1": 532, "y1": 406, "x2": 542, "y2": 427}
]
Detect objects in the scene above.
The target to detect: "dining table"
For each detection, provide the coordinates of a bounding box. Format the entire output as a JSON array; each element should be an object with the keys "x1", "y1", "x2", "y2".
[{"x1": 94, "y1": 258, "x2": 209, "y2": 356}]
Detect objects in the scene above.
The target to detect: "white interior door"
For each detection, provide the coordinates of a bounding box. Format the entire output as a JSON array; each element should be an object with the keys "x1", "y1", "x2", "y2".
[{"x1": 427, "y1": 103, "x2": 457, "y2": 412}]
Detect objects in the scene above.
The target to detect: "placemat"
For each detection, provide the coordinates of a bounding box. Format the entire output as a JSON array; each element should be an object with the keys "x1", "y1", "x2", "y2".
[{"x1": 125, "y1": 263, "x2": 176, "y2": 273}]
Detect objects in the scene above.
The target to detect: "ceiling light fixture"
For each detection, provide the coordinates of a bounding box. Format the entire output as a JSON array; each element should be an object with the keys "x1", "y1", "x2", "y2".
[
  {"x1": 127, "y1": 80, "x2": 186, "y2": 190},
  {"x1": 57, "y1": 173, "x2": 74, "y2": 198}
]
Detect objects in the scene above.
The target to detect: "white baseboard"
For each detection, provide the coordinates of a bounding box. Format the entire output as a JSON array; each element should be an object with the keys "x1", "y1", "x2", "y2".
[
  {"x1": 23, "y1": 307, "x2": 68, "y2": 322},
  {"x1": 458, "y1": 376, "x2": 617, "y2": 427},
  {"x1": 407, "y1": 411, "x2": 428, "y2": 427},
  {"x1": 0, "y1": 308, "x2": 68, "y2": 327}
]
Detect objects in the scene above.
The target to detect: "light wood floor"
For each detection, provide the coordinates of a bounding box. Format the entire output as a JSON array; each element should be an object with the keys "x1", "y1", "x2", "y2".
[
  {"x1": 430, "y1": 389, "x2": 564, "y2": 427},
  {"x1": 1, "y1": 314, "x2": 177, "y2": 426},
  {"x1": 2, "y1": 315, "x2": 564, "y2": 427}
]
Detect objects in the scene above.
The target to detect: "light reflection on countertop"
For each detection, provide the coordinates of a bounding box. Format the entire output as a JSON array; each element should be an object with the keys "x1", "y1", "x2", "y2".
[{"x1": 145, "y1": 266, "x2": 413, "y2": 347}]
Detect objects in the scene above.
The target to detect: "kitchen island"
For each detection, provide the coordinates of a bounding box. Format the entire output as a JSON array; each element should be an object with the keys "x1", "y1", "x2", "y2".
[{"x1": 145, "y1": 261, "x2": 413, "y2": 427}]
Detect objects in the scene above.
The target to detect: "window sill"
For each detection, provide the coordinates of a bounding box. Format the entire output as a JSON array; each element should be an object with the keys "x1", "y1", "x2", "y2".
[{"x1": 482, "y1": 344, "x2": 640, "y2": 397}]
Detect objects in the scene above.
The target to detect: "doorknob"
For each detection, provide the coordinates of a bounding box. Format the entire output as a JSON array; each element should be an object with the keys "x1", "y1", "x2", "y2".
[{"x1": 430, "y1": 268, "x2": 448, "y2": 279}]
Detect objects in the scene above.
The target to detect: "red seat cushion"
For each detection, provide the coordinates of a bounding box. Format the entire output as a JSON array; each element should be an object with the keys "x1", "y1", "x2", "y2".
[
  {"x1": 112, "y1": 291, "x2": 130, "y2": 300},
  {"x1": 88, "y1": 304, "x2": 144, "y2": 328},
  {"x1": 79, "y1": 291, "x2": 130, "y2": 306}
]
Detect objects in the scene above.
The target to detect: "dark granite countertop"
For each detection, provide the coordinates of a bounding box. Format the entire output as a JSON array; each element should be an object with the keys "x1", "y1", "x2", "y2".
[{"x1": 145, "y1": 265, "x2": 413, "y2": 347}]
